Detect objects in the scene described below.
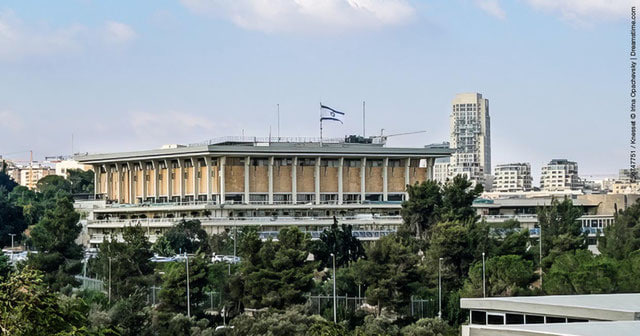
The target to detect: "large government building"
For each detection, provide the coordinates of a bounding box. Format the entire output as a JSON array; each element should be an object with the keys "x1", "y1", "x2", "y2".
[{"x1": 75, "y1": 136, "x2": 452, "y2": 247}]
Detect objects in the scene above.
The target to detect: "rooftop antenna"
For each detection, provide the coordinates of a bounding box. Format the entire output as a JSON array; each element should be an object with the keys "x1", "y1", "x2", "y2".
[
  {"x1": 71, "y1": 133, "x2": 74, "y2": 156},
  {"x1": 277, "y1": 104, "x2": 280, "y2": 139},
  {"x1": 362, "y1": 101, "x2": 366, "y2": 138}
]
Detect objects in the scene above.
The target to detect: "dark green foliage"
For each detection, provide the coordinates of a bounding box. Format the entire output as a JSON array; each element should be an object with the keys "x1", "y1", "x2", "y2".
[
  {"x1": 439, "y1": 175, "x2": 483, "y2": 223},
  {"x1": 399, "y1": 317, "x2": 457, "y2": 336},
  {"x1": 94, "y1": 225, "x2": 154, "y2": 299},
  {"x1": 310, "y1": 219, "x2": 365, "y2": 269},
  {"x1": 0, "y1": 250, "x2": 11, "y2": 279},
  {"x1": 67, "y1": 169, "x2": 95, "y2": 194},
  {"x1": 230, "y1": 306, "x2": 330, "y2": 336},
  {"x1": 160, "y1": 219, "x2": 210, "y2": 255},
  {"x1": 235, "y1": 226, "x2": 316, "y2": 309},
  {"x1": 402, "y1": 180, "x2": 442, "y2": 239},
  {"x1": 462, "y1": 255, "x2": 536, "y2": 297},
  {"x1": 426, "y1": 221, "x2": 471, "y2": 289},
  {"x1": 109, "y1": 290, "x2": 152, "y2": 336},
  {"x1": 0, "y1": 162, "x2": 17, "y2": 192},
  {"x1": 158, "y1": 255, "x2": 209, "y2": 315},
  {"x1": 0, "y1": 187, "x2": 27, "y2": 248},
  {"x1": 543, "y1": 250, "x2": 620, "y2": 295},
  {"x1": 599, "y1": 200, "x2": 640, "y2": 260},
  {"x1": 209, "y1": 230, "x2": 234, "y2": 255},
  {"x1": 27, "y1": 193, "x2": 82, "y2": 291},
  {"x1": 355, "y1": 234, "x2": 421, "y2": 316},
  {"x1": 37, "y1": 175, "x2": 72, "y2": 198},
  {"x1": 8, "y1": 185, "x2": 44, "y2": 226},
  {"x1": 537, "y1": 198, "x2": 584, "y2": 263}
]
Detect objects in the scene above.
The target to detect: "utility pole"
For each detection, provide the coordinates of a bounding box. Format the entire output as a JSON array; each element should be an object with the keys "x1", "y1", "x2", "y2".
[
  {"x1": 185, "y1": 252, "x2": 191, "y2": 318},
  {"x1": 482, "y1": 252, "x2": 486, "y2": 298},
  {"x1": 331, "y1": 253, "x2": 337, "y2": 323},
  {"x1": 539, "y1": 225, "x2": 543, "y2": 288},
  {"x1": 108, "y1": 257, "x2": 112, "y2": 304},
  {"x1": 438, "y1": 257, "x2": 443, "y2": 319}
]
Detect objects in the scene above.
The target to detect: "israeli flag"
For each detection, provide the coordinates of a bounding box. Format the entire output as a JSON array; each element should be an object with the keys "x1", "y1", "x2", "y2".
[{"x1": 320, "y1": 104, "x2": 345, "y2": 124}]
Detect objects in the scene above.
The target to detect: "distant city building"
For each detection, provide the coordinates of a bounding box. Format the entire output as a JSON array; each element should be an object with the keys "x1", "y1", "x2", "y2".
[
  {"x1": 18, "y1": 163, "x2": 54, "y2": 190},
  {"x1": 433, "y1": 157, "x2": 450, "y2": 184},
  {"x1": 448, "y1": 92, "x2": 491, "y2": 188},
  {"x1": 493, "y1": 163, "x2": 533, "y2": 192},
  {"x1": 611, "y1": 181, "x2": 640, "y2": 194},
  {"x1": 618, "y1": 168, "x2": 640, "y2": 183},
  {"x1": 55, "y1": 159, "x2": 92, "y2": 177},
  {"x1": 540, "y1": 159, "x2": 582, "y2": 191}
]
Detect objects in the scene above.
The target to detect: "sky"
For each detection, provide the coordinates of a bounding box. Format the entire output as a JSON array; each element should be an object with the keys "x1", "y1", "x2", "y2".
[{"x1": 0, "y1": 0, "x2": 638, "y2": 184}]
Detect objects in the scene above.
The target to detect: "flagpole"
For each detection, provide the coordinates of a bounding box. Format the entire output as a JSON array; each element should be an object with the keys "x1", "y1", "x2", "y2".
[{"x1": 320, "y1": 103, "x2": 323, "y2": 145}]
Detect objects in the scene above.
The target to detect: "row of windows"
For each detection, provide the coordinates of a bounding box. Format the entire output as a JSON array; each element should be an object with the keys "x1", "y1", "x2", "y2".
[{"x1": 471, "y1": 310, "x2": 588, "y2": 326}]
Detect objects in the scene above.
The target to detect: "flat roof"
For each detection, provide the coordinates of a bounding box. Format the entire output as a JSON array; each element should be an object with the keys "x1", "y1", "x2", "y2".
[
  {"x1": 472, "y1": 198, "x2": 600, "y2": 208},
  {"x1": 75, "y1": 142, "x2": 453, "y2": 164},
  {"x1": 461, "y1": 294, "x2": 640, "y2": 321},
  {"x1": 466, "y1": 321, "x2": 640, "y2": 336}
]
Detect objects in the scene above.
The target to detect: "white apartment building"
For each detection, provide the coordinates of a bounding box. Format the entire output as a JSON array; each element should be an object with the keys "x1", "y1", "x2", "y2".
[
  {"x1": 19, "y1": 163, "x2": 54, "y2": 190},
  {"x1": 433, "y1": 157, "x2": 450, "y2": 184},
  {"x1": 493, "y1": 163, "x2": 532, "y2": 192},
  {"x1": 540, "y1": 159, "x2": 582, "y2": 191},
  {"x1": 448, "y1": 93, "x2": 491, "y2": 188},
  {"x1": 55, "y1": 159, "x2": 92, "y2": 177}
]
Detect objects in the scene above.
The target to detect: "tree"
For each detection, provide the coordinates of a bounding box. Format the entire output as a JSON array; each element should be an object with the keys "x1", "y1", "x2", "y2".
[
  {"x1": 0, "y1": 187, "x2": 27, "y2": 248},
  {"x1": 439, "y1": 175, "x2": 482, "y2": 223},
  {"x1": 402, "y1": 180, "x2": 442, "y2": 239},
  {"x1": 356, "y1": 234, "x2": 421, "y2": 316},
  {"x1": 426, "y1": 221, "x2": 472, "y2": 289},
  {"x1": 537, "y1": 198, "x2": 584, "y2": 261},
  {"x1": 94, "y1": 225, "x2": 154, "y2": 299},
  {"x1": 109, "y1": 290, "x2": 152, "y2": 336},
  {"x1": 599, "y1": 200, "x2": 640, "y2": 260},
  {"x1": 0, "y1": 162, "x2": 17, "y2": 192},
  {"x1": 230, "y1": 306, "x2": 333, "y2": 336},
  {"x1": 158, "y1": 255, "x2": 209, "y2": 315},
  {"x1": 67, "y1": 169, "x2": 95, "y2": 194},
  {"x1": 237, "y1": 226, "x2": 316, "y2": 309},
  {"x1": 543, "y1": 250, "x2": 619, "y2": 295},
  {"x1": 0, "y1": 250, "x2": 10, "y2": 279},
  {"x1": 8, "y1": 185, "x2": 44, "y2": 226},
  {"x1": 461, "y1": 255, "x2": 535, "y2": 297},
  {"x1": 400, "y1": 317, "x2": 456, "y2": 336},
  {"x1": 27, "y1": 193, "x2": 82, "y2": 291},
  {"x1": 162, "y1": 219, "x2": 210, "y2": 255},
  {"x1": 310, "y1": 219, "x2": 365, "y2": 269},
  {"x1": 37, "y1": 175, "x2": 72, "y2": 198}
]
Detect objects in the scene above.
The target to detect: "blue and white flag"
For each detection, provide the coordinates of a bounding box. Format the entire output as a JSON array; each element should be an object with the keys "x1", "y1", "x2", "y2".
[{"x1": 320, "y1": 104, "x2": 345, "y2": 124}]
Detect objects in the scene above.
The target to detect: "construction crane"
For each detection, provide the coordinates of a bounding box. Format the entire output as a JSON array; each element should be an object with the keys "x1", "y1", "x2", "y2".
[
  {"x1": 1, "y1": 150, "x2": 34, "y2": 189},
  {"x1": 372, "y1": 130, "x2": 427, "y2": 143}
]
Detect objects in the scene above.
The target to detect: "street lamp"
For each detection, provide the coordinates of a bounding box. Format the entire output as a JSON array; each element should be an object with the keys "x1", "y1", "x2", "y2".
[
  {"x1": 438, "y1": 257, "x2": 443, "y2": 319},
  {"x1": 8, "y1": 234, "x2": 15, "y2": 263},
  {"x1": 482, "y1": 252, "x2": 486, "y2": 298},
  {"x1": 108, "y1": 257, "x2": 112, "y2": 304},
  {"x1": 539, "y1": 225, "x2": 543, "y2": 288},
  {"x1": 185, "y1": 252, "x2": 191, "y2": 318},
  {"x1": 330, "y1": 253, "x2": 337, "y2": 324}
]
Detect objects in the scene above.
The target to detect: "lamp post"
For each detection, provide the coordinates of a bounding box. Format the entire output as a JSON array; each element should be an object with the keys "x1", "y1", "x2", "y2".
[
  {"x1": 331, "y1": 253, "x2": 337, "y2": 324},
  {"x1": 108, "y1": 257, "x2": 112, "y2": 304},
  {"x1": 539, "y1": 225, "x2": 543, "y2": 288},
  {"x1": 8, "y1": 234, "x2": 15, "y2": 263},
  {"x1": 438, "y1": 257, "x2": 443, "y2": 319},
  {"x1": 482, "y1": 252, "x2": 486, "y2": 298},
  {"x1": 185, "y1": 252, "x2": 191, "y2": 318}
]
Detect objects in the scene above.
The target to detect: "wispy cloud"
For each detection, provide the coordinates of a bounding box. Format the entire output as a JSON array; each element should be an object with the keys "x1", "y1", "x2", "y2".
[
  {"x1": 525, "y1": 0, "x2": 636, "y2": 25},
  {"x1": 103, "y1": 21, "x2": 137, "y2": 44},
  {"x1": 475, "y1": 0, "x2": 506, "y2": 20},
  {"x1": 129, "y1": 111, "x2": 217, "y2": 140},
  {"x1": 179, "y1": 0, "x2": 416, "y2": 34},
  {"x1": 0, "y1": 10, "x2": 85, "y2": 61}
]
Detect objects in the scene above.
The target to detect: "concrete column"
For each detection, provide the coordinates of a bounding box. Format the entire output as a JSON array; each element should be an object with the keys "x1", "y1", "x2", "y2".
[
  {"x1": 315, "y1": 157, "x2": 321, "y2": 205},
  {"x1": 116, "y1": 164, "x2": 122, "y2": 203},
  {"x1": 140, "y1": 161, "x2": 147, "y2": 202},
  {"x1": 219, "y1": 156, "x2": 226, "y2": 204},
  {"x1": 427, "y1": 157, "x2": 434, "y2": 180},
  {"x1": 164, "y1": 160, "x2": 172, "y2": 201},
  {"x1": 204, "y1": 157, "x2": 212, "y2": 201},
  {"x1": 104, "y1": 165, "x2": 110, "y2": 200},
  {"x1": 268, "y1": 157, "x2": 274, "y2": 205},
  {"x1": 244, "y1": 156, "x2": 250, "y2": 204},
  {"x1": 152, "y1": 161, "x2": 159, "y2": 200},
  {"x1": 338, "y1": 157, "x2": 344, "y2": 205},
  {"x1": 292, "y1": 157, "x2": 298, "y2": 205},
  {"x1": 191, "y1": 158, "x2": 198, "y2": 199},
  {"x1": 405, "y1": 158, "x2": 411, "y2": 200},
  {"x1": 383, "y1": 158, "x2": 389, "y2": 202},
  {"x1": 178, "y1": 159, "x2": 185, "y2": 201},
  {"x1": 127, "y1": 163, "x2": 134, "y2": 204},
  {"x1": 360, "y1": 158, "x2": 366, "y2": 203},
  {"x1": 93, "y1": 165, "x2": 100, "y2": 199}
]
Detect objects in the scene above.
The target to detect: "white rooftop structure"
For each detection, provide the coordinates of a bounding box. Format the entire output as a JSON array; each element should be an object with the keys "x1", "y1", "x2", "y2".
[{"x1": 465, "y1": 321, "x2": 640, "y2": 336}]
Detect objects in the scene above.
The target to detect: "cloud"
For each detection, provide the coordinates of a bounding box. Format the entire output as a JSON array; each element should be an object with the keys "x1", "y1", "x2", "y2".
[
  {"x1": 475, "y1": 0, "x2": 506, "y2": 20},
  {"x1": 179, "y1": 0, "x2": 416, "y2": 34},
  {"x1": 103, "y1": 21, "x2": 137, "y2": 44},
  {"x1": 525, "y1": 0, "x2": 636, "y2": 24},
  {"x1": 0, "y1": 10, "x2": 85, "y2": 61}
]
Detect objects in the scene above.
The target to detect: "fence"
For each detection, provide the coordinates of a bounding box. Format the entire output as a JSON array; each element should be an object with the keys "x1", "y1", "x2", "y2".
[
  {"x1": 75, "y1": 275, "x2": 105, "y2": 292},
  {"x1": 307, "y1": 294, "x2": 437, "y2": 319}
]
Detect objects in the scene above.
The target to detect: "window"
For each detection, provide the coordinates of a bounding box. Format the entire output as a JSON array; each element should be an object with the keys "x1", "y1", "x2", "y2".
[
  {"x1": 546, "y1": 316, "x2": 566, "y2": 324},
  {"x1": 471, "y1": 311, "x2": 486, "y2": 325},
  {"x1": 506, "y1": 313, "x2": 525, "y2": 325},
  {"x1": 487, "y1": 314, "x2": 504, "y2": 325},
  {"x1": 568, "y1": 318, "x2": 588, "y2": 323},
  {"x1": 525, "y1": 315, "x2": 544, "y2": 324}
]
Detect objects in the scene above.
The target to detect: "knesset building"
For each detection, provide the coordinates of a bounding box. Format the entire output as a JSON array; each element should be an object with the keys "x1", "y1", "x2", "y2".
[{"x1": 75, "y1": 136, "x2": 452, "y2": 247}]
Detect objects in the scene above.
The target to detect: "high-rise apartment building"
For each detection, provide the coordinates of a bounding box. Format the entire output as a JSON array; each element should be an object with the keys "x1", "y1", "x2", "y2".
[
  {"x1": 448, "y1": 93, "x2": 491, "y2": 187},
  {"x1": 540, "y1": 159, "x2": 582, "y2": 191},
  {"x1": 493, "y1": 163, "x2": 533, "y2": 192}
]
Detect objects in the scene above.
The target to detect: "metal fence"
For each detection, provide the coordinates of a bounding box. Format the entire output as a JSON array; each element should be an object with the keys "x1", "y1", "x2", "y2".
[
  {"x1": 75, "y1": 275, "x2": 105, "y2": 292},
  {"x1": 307, "y1": 295, "x2": 437, "y2": 319}
]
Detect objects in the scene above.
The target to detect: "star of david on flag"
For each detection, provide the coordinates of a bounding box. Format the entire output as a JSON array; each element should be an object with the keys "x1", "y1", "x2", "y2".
[{"x1": 320, "y1": 104, "x2": 345, "y2": 124}]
